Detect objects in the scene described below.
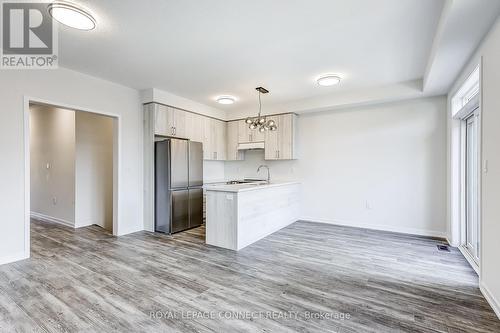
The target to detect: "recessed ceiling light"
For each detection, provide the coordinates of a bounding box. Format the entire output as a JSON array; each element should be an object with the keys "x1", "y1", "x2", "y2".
[
  {"x1": 216, "y1": 96, "x2": 236, "y2": 105},
  {"x1": 48, "y1": 2, "x2": 96, "y2": 30},
  {"x1": 317, "y1": 74, "x2": 341, "y2": 87}
]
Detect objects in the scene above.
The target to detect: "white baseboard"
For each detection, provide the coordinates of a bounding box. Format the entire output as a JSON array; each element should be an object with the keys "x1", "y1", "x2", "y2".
[
  {"x1": 116, "y1": 225, "x2": 143, "y2": 236},
  {"x1": 0, "y1": 251, "x2": 29, "y2": 266},
  {"x1": 75, "y1": 220, "x2": 96, "y2": 228},
  {"x1": 300, "y1": 217, "x2": 447, "y2": 239},
  {"x1": 480, "y1": 282, "x2": 500, "y2": 320},
  {"x1": 30, "y1": 212, "x2": 74, "y2": 228}
]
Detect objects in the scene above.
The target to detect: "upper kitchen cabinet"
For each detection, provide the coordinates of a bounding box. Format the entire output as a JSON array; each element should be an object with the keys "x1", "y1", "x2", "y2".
[
  {"x1": 154, "y1": 104, "x2": 186, "y2": 138},
  {"x1": 215, "y1": 120, "x2": 227, "y2": 160},
  {"x1": 226, "y1": 121, "x2": 244, "y2": 161},
  {"x1": 203, "y1": 117, "x2": 227, "y2": 161},
  {"x1": 264, "y1": 113, "x2": 297, "y2": 160},
  {"x1": 237, "y1": 120, "x2": 265, "y2": 143},
  {"x1": 202, "y1": 117, "x2": 215, "y2": 160},
  {"x1": 171, "y1": 108, "x2": 187, "y2": 138},
  {"x1": 154, "y1": 104, "x2": 174, "y2": 136},
  {"x1": 150, "y1": 103, "x2": 297, "y2": 161},
  {"x1": 185, "y1": 112, "x2": 204, "y2": 143}
]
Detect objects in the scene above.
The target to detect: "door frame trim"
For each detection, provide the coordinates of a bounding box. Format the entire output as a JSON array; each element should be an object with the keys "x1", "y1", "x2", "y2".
[
  {"x1": 449, "y1": 61, "x2": 483, "y2": 276},
  {"x1": 24, "y1": 96, "x2": 121, "y2": 259}
]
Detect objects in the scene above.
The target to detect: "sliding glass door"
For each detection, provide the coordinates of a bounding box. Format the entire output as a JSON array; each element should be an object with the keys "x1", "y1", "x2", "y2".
[{"x1": 465, "y1": 113, "x2": 480, "y2": 262}]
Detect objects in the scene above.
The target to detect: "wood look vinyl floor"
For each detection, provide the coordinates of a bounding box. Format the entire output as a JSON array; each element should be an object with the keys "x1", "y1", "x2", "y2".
[{"x1": 0, "y1": 219, "x2": 499, "y2": 333}]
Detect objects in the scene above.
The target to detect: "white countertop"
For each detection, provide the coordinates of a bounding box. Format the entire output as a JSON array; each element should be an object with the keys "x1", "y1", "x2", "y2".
[{"x1": 204, "y1": 181, "x2": 300, "y2": 193}]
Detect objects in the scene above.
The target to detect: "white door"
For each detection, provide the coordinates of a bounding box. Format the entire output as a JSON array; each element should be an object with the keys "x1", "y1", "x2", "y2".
[{"x1": 465, "y1": 113, "x2": 480, "y2": 261}]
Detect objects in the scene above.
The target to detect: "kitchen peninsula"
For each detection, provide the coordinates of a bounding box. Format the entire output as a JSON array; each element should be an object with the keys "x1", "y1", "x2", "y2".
[{"x1": 204, "y1": 181, "x2": 300, "y2": 250}]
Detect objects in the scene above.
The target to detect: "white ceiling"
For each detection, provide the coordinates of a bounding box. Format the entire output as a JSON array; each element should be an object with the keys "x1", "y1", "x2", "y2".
[
  {"x1": 57, "y1": 0, "x2": 499, "y2": 115},
  {"x1": 424, "y1": 0, "x2": 500, "y2": 95}
]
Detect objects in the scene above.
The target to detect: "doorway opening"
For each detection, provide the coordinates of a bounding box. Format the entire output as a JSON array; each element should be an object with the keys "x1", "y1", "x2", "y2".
[{"x1": 28, "y1": 102, "x2": 117, "y2": 236}]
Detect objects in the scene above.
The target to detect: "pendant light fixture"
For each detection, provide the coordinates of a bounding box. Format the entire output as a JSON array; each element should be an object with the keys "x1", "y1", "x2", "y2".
[{"x1": 245, "y1": 87, "x2": 277, "y2": 132}]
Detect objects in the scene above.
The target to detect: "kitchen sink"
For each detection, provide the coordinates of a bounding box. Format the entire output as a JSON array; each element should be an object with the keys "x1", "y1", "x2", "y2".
[{"x1": 226, "y1": 179, "x2": 266, "y2": 185}]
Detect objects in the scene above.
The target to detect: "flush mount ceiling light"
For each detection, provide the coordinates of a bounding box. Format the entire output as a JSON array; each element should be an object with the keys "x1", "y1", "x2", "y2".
[
  {"x1": 245, "y1": 87, "x2": 277, "y2": 132},
  {"x1": 216, "y1": 96, "x2": 236, "y2": 105},
  {"x1": 48, "y1": 2, "x2": 96, "y2": 30},
  {"x1": 317, "y1": 74, "x2": 341, "y2": 87}
]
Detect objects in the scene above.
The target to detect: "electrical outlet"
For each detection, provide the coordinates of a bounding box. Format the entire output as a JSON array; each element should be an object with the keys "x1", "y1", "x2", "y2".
[
  {"x1": 46, "y1": 163, "x2": 51, "y2": 169},
  {"x1": 52, "y1": 197, "x2": 57, "y2": 205}
]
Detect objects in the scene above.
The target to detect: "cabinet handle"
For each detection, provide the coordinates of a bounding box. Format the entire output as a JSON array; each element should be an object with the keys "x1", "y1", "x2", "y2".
[
  {"x1": 249, "y1": 134, "x2": 252, "y2": 142},
  {"x1": 174, "y1": 127, "x2": 176, "y2": 135},
  {"x1": 278, "y1": 150, "x2": 280, "y2": 159}
]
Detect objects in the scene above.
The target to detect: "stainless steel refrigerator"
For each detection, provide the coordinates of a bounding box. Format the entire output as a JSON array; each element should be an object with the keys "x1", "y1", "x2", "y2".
[{"x1": 155, "y1": 139, "x2": 203, "y2": 234}]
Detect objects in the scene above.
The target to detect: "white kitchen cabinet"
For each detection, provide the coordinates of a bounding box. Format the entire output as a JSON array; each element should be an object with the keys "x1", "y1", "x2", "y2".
[
  {"x1": 265, "y1": 114, "x2": 297, "y2": 160},
  {"x1": 237, "y1": 120, "x2": 265, "y2": 143},
  {"x1": 226, "y1": 121, "x2": 244, "y2": 161},
  {"x1": 154, "y1": 104, "x2": 186, "y2": 138},
  {"x1": 203, "y1": 117, "x2": 215, "y2": 160},
  {"x1": 152, "y1": 102, "x2": 297, "y2": 161},
  {"x1": 172, "y1": 108, "x2": 186, "y2": 138},
  {"x1": 203, "y1": 117, "x2": 227, "y2": 160},
  {"x1": 215, "y1": 120, "x2": 227, "y2": 160},
  {"x1": 154, "y1": 104, "x2": 174, "y2": 136},
  {"x1": 185, "y1": 112, "x2": 204, "y2": 143}
]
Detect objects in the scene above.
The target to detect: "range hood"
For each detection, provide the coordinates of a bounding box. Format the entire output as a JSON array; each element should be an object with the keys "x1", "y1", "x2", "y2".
[{"x1": 237, "y1": 142, "x2": 265, "y2": 150}]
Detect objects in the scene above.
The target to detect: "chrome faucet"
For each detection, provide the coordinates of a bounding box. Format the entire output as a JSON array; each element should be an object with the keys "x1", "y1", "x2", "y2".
[{"x1": 257, "y1": 165, "x2": 271, "y2": 183}]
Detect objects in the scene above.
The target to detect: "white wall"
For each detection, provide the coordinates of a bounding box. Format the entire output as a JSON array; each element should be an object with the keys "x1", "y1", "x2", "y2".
[
  {"x1": 30, "y1": 105, "x2": 76, "y2": 226},
  {"x1": 75, "y1": 112, "x2": 114, "y2": 230},
  {"x1": 225, "y1": 96, "x2": 448, "y2": 237},
  {"x1": 448, "y1": 17, "x2": 500, "y2": 317},
  {"x1": 203, "y1": 161, "x2": 226, "y2": 183},
  {"x1": 0, "y1": 67, "x2": 143, "y2": 265},
  {"x1": 225, "y1": 150, "x2": 298, "y2": 181}
]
